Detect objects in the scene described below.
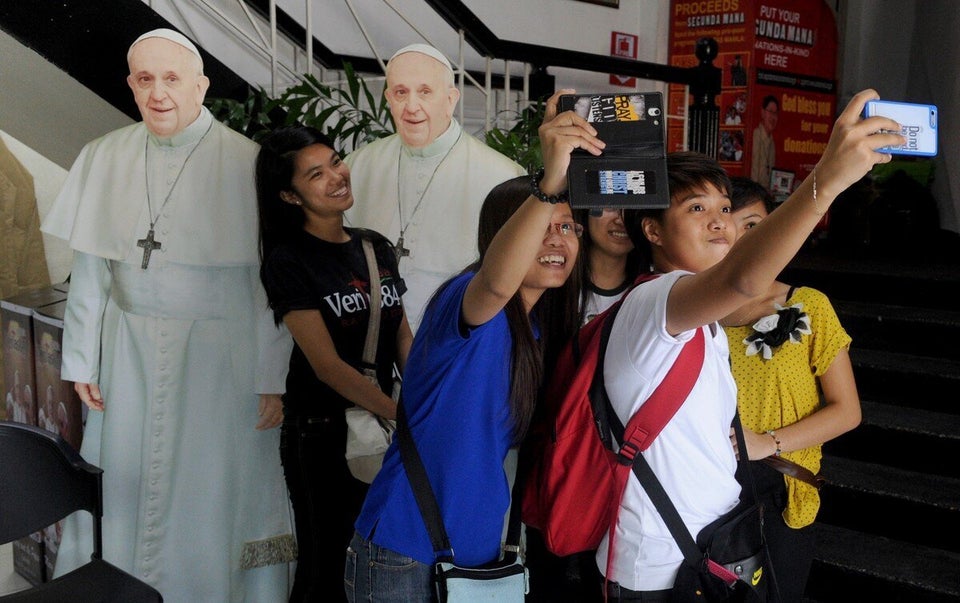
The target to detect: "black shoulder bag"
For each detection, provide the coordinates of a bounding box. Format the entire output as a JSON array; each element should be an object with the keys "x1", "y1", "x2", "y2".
[{"x1": 614, "y1": 406, "x2": 773, "y2": 602}]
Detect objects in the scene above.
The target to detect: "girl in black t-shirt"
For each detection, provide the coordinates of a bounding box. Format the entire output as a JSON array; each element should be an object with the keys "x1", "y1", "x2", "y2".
[{"x1": 256, "y1": 126, "x2": 413, "y2": 602}]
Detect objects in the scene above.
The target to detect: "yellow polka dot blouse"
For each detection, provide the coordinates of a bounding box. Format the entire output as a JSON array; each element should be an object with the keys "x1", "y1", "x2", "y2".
[{"x1": 724, "y1": 286, "x2": 851, "y2": 528}]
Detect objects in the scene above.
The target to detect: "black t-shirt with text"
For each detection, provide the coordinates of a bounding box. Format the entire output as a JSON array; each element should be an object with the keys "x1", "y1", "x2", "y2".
[{"x1": 262, "y1": 227, "x2": 406, "y2": 417}]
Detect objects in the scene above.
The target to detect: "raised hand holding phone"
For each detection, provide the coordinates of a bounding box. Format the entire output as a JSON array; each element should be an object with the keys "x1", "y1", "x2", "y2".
[{"x1": 863, "y1": 99, "x2": 938, "y2": 156}]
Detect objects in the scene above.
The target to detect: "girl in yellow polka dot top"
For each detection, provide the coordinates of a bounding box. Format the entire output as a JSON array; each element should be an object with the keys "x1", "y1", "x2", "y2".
[{"x1": 721, "y1": 176, "x2": 862, "y2": 603}]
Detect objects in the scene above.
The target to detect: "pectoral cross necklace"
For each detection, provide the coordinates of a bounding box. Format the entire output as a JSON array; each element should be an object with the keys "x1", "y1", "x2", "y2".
[
  {"x1": 138, "y1": 124, "x2": 211, "y2": 269},
  {"x1": 395, "y1": 131, "x2": 462, "y2": 262}
]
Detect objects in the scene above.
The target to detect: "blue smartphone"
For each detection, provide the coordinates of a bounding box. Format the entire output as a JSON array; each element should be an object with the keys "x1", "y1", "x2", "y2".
[{"x1": 862, "y1": 100, "x2": 938, "y2": 156}]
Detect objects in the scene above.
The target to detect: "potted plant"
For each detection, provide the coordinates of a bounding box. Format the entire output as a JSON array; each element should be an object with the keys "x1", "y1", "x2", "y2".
[
  {"x1": 207, "y1": 62, "x2": 394, "y2": 150},
  {"x1": 207, "y1": 61, "x2": 544, "y2": 170}
]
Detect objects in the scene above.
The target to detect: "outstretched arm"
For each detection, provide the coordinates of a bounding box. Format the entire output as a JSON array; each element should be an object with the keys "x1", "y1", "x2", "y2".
[
  {"x1": 462, "y1": 89, "x2": 605, "y2": 326},
  {"x1": 667, "y1": 89, "x2": 905, "y2": 334}
]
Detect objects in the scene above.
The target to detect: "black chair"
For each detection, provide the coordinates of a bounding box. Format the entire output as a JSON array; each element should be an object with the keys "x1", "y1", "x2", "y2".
[{"x1": 0, "y1": 421, "x2": 162, "y2": 602}]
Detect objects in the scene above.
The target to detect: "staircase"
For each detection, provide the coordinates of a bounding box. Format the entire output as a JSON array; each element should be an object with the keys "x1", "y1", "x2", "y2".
[{"x1": 781, "y1": 240, "x2": 960, "y2": 602}]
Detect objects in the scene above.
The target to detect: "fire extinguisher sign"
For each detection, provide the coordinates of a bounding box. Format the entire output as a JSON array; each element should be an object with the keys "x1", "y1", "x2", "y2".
[{"x1": 610, "y1": 31, "x2": 638, "y2": 87}]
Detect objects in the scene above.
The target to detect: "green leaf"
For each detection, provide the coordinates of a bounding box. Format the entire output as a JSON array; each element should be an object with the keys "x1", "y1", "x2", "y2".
[{"x1": 205, "y1": 61, "x2": 541, "y2": 169}]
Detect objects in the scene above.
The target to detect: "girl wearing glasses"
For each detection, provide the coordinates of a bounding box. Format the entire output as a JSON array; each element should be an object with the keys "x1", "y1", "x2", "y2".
[{"x1": 346, "y1": 89, "x2": 599, "y2": 602}]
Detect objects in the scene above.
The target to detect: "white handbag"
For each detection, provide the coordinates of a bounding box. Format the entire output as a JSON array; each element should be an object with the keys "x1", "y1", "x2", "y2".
[{"x1": 344, "y1": 237, "x2": 396, "y2": 483}]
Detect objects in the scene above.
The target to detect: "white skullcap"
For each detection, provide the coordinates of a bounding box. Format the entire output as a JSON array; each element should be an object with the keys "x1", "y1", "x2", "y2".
[
  {"x1": 127, "y1": 28, "x2": 203, "y2": 67},
  {"x1": 388, "y1": 43, "x2": 452, "y2": 73}
]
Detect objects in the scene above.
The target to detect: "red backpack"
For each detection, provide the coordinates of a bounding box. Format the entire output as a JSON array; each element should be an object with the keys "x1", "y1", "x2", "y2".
[{"x1": 521, "y1": 275, "x2": 705, "y2": 557}]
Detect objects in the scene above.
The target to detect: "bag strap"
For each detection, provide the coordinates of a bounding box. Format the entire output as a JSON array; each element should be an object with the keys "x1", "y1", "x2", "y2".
[
  {"x1": 607, "y1": 327, "x2": 706, "y2": 454},
  {"x1": 602, "y1": 326, "x2": 705, "y2": 583},
  {"x1": 397, "y1": 399, "x2": 524, "y2": 565},
  {"x1": 761, "y1": 455, "x2": 826, "y2": 490},
  {"x1": 630, "y1": 412, "x2": 757, "y2": 586},
  {"x1": 360, "y1": 236, "x2": 381, "y2": 369},
  {"x1": 631, "y1": 448, "x2": 705, "y2": 563},
  {"x1": 588, "y1": 271, "x2": 664, "y2": 449}
]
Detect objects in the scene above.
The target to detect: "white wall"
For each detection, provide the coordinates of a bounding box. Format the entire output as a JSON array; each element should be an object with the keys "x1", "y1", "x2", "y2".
[
  {"x1": 0, "y1": 28, "x2": 133, "y2": 171},
  {"x1": 837, "y1": 0, "x2": 958, "y2": 233},
  {"x1": 2, "y1": 0, "x2": 957, "y2": 238},
  {"x1": 145, "y1": 0, "x2": 959, "y2": 234}
]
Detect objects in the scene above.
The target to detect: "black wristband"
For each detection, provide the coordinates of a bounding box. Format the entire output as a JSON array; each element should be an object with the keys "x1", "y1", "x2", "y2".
[{"x1": 529, "y1": 168, "x2": 569, "y2": 204}]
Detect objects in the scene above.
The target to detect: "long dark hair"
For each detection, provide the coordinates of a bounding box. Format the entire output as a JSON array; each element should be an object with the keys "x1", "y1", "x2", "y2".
[
  {"x1": 427, "y1": 176, "x2": 582, "y2": 444},
  {"x1": 255, "y1": 125, "x2": 337, "y2": 266}
]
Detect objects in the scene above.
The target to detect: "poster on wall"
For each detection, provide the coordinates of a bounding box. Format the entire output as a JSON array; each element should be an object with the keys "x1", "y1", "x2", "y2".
[{"x1": 667, "y1": 0, "x2": 838, "y2": 190}]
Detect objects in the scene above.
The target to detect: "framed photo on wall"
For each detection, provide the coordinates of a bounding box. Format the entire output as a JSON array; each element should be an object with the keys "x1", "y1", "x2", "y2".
[
  {"x1": 770, "y1": 168, "x2": 795, "y2": 204},
  {"x1": 573, "y1": 0, "x2": 619, "y2": 7}
]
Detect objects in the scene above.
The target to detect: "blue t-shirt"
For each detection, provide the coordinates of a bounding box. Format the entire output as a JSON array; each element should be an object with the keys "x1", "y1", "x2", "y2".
[{"x1": 354, "y1": 271, "x2": 515, "y2": 566}]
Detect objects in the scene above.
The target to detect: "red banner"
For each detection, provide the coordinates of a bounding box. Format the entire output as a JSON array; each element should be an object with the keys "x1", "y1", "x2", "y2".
[{"x1": 667, "y1": 0, "x2": 838, "y2": 193}]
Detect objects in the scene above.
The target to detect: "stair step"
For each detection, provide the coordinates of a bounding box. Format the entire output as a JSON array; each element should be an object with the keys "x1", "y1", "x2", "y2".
[
  {"x1": 836, "y1": 300, "x2": 960, "y2": 360},
  {"x1": 825, "y1": 401, "x2": 960, "y2": 478},
  {"x1": 849, "y1": 349, "x2": 960, "y2": 412},
  {"x1": 817, "y1": 456, "x2": 960, "y2": 552},
  {"x1": 806, "y1": 523, "x2": 960, "y2": 602},
  {"x1": 782, "y1": 253, "x2": 960, "y2": 311}
]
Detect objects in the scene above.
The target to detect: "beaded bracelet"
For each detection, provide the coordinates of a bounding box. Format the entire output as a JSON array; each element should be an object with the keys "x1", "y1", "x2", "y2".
[
  {"x1": 766, "y1": 430, "x2": 782, "y2": 457},
  {"x1": 529, "y1": 168, "x2": 569, "y2": 204}
]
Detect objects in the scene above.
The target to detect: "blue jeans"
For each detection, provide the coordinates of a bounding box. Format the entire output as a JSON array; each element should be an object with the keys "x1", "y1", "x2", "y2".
[{"x1": 345, "y1": 531, "x2": 434, "y2": 602}]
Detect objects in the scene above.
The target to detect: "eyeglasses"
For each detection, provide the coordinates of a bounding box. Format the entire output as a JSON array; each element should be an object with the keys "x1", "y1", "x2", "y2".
[{"x1": 546, "y1": 222, "x2": 584, "y2": 238}]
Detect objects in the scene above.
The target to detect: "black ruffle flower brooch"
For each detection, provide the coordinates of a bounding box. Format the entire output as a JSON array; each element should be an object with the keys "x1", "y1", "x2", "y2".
[{"x1": 743, "y1": 303, "x2": 811, "y2": 360}]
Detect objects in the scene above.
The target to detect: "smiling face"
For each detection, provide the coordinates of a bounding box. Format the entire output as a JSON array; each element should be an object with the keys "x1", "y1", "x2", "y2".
[
  {"x1": 127, "y1": 37, "x2": 209, "y2": 138},
  {"x1": 384, "y1": 52, "x2": 460, "y2": 148},
  {"x1": 643, "y1": 182, "x2": 733, "y2": 274},
  {"x1": 760, "y1": 98, "x2": 779, "y2": 134},
  {"x1": 588, "y1": 208, "x2": 633, "y2": 262},
  {"x1": 281, "y1": 143, "x2": 353, "y2": 218},
  {"x1": 520, "y1": 203, "x2": 581, "y2": 309}
]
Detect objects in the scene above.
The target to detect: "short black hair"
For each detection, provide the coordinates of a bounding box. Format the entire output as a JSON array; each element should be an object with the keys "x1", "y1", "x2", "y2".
[
  {"x1": 730, "y1": 176, "x2": 776, "y2": 214},
  {"x1": 623, "y1": 151, "x2": 731, "y2": 252}
]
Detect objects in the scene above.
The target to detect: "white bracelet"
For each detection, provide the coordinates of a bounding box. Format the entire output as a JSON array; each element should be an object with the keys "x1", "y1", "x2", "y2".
[{"x1": 766, "y1": 430, "x2": 782, "y2": 457}]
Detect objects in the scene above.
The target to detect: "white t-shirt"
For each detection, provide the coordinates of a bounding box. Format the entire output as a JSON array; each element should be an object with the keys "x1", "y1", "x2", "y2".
[
  {"x1": 596, "y1": 271, "x2": 741, "y2": 591},
  {"x1": 581, "y1": 280, "x2": 632, "y2": 325}
]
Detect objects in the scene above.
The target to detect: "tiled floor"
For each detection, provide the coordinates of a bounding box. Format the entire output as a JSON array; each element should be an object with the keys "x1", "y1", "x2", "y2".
[{"x1": 0, "y1": 543, "x2": 31, "y2": 595}]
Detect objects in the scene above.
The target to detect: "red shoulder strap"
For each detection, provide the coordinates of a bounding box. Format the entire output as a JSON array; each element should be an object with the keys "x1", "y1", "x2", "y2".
[
  {"x1": 619, "y1": 326, "x2": 705, "y2": 457},
  {"x1": 602, "y1": 325, "x2": 705, "y2": 598}
]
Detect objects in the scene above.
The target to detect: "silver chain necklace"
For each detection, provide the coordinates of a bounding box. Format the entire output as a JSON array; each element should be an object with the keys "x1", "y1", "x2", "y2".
[
  {"x1": 137, "y1": 123, "x2": 212, "y2": 269},
  {"x1": 394, "y1": 130, "x2": 462, "y2": 262}
]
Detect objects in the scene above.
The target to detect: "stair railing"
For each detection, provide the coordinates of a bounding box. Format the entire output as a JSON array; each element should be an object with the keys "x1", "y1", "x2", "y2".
[{"x1": 142, "y1": 0, "x2": 717, "y2": 153}]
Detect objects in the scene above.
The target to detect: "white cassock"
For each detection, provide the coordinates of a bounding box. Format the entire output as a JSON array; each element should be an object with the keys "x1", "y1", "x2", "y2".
[
  {"x1": 41, "y1": 108, "x2": 294, "y2": 603},
  {"x1": 344, "y1": 120, "x2": 526, "y2": 332}
]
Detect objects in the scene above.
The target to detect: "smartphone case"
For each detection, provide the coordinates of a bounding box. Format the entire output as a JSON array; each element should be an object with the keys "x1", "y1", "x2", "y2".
[
  {"x1": 862, "y1": 100, "x2": 938, "y2": 157},
  {"x1": 559, "y1": 92, "x2": 669, "y2": 210}
]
